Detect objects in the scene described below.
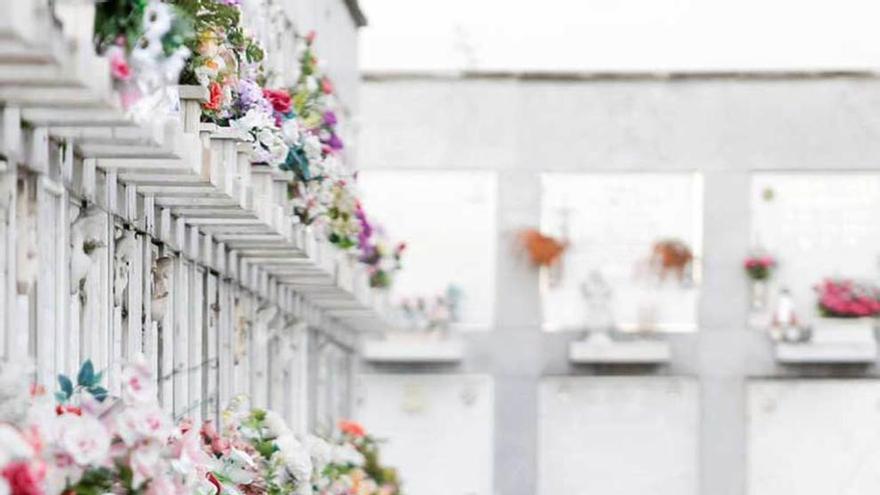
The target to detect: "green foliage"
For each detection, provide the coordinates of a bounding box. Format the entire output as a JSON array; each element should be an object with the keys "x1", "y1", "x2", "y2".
[
  {"x1": 57, "y1": 360, "x2": 108, "y2": 404},
  {"x1": 93, "y1": 0, "x2": 149, "y2": 53}
]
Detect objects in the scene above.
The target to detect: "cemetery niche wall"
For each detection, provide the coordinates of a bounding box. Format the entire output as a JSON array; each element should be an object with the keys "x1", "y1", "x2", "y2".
[{"x1": 0, "y1": 1, "x2": 405, "y2": 494}]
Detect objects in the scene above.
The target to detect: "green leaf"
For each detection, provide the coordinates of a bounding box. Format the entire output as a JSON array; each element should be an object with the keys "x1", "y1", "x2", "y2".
[
  {"x1": 89, "y1": 386, "x2": 109, "y2": 402},
  {"x1": 77, "y1": 360, "x2": 95, "y2": 387},
  {"x1": 58, "y1": 374, "x2": 74, "y2": 398}
]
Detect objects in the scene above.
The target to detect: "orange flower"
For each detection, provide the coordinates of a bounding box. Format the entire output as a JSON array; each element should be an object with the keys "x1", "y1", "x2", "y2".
[
  {"x1": 339, "y1": 419, "x2": 366, "y2": 438},
  {"x1": 203, "y1": 82, "x2": 223, "y2": 111}
]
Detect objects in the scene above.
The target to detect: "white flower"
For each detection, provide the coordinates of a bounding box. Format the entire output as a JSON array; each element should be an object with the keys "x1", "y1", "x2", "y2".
[
  {"x1": 115, "y1": 404, "x2": 171, "y2": 446},
  {"x1": 274, "y1": 434, "x2": 313, "y2": 482},
  {"x1": 162, "y1": 46, "x2": 190, "y2": 82},
  {"x1": 222, "y1": 448, "x2": 257, "y2": 484},
  {"x1": 305, "y1": 76, "x2": 319, "y2": 93},
  {"x1": 262, "y1": 410, "x2": 291, "y2": 439},
  {"x1": 257, "y1": 128, "x2": 277, "y2": 148},
  {"x1": 303, "y1": 134, "x2": 323, "y2": 163},
  {"x1": 58, "y1": 414, "x2": 111, "y2": 466},
  {"x1": 282, "y1": 119, "x2": 302, "y2": 145},
  {"x1": 304, "y1": 435, "x2": 332, "y2": 472},
  {"x1": 331, "y1": 443, "x2": 364, "y2": 467},
  {"x1": 0, "y1": 424, "x2": 33, "y2": 466},
  {"x1": 269, "y1": 140, "x2": 290, "y2": 166},
  {"x1": 232, "y1": 109, "x2": 274, "y2": 137},
  {"x1": 194, "y1": 56, "x2": 224, "y2": 86},
  {"x1": 143, "y1": 3, "x2": 173, "y2": 41},
  {"x1": 121, "y1": 359, "x2": 157, "y2": 404},
  {"x1": 130, "y1": 444, "x2": 162, "y2": 489}
]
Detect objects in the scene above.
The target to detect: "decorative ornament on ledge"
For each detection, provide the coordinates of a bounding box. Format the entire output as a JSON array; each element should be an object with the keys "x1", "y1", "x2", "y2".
[
  {"x1": 744, "y1": 250, "x2": 776, "y2": 311},
  {"x1": 518, "y1": 228, "x2": 567, "y2": 268}
]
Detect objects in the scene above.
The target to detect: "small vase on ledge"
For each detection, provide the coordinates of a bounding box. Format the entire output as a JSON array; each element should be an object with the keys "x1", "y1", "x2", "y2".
[{"x1": 750, "y1": 279, "x2": 769, "y2": 312}]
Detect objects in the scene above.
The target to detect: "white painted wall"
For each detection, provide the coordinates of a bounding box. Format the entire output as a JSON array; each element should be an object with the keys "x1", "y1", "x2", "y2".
[
  {"x1": 541, "y1": 172, "x2": 702, "y2": 332},
  {"x1": 355, "y1": 374, "x2": 494, "y2": 495},
  {"x1": 538, "y1": 377, "x2": 699, "y2": 495},
  {"x1": 356, "y1": 75, "x2": 880, "y2": 494},
  {"x1": 358, "y1": 76, "x2": 880, "y2": 173},
  {"x1": 358, "y1": 171, "x2": 497, "y2": 328},
  {"x1": 747, "y1": 379, "x2": 880, "y2": 494}
]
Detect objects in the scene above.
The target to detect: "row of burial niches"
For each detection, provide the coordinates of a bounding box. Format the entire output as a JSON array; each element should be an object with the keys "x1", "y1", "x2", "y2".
[{"x1": 355, "y1": 171, "x2": 880, "y2": 363}]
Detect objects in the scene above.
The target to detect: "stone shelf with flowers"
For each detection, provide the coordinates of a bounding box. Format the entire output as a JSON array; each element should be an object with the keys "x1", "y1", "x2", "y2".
[
  {"x1": 774, "y1": 279, "x2": 880, "y2": 364},
  {"x1": 362, "y1": 286, "x2": 466, "y2": 364}
]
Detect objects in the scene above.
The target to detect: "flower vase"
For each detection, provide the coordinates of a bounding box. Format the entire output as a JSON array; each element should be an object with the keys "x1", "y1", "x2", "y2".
[{"x1": 749, "y1": 279, "x2": 769, "y2": 312}]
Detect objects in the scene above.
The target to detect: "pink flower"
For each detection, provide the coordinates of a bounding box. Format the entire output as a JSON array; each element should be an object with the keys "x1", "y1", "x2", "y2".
[
  {"x1": 320, "y1": 77, "x2": 334, "y2": 95},
  {"x1": 115, "y1": 406, "x2": 170, "y2": 446},
  {"x1": 121, "y1": 360, "x2": 157, "y2": 404},
  {"x1": 108, "y1": 48, "x2": 132, "y2": 82},
  {"x1": 2, "y1": 461, "x2": 44, "y2": 495},
  {"x1": 339, "y1": 420, "x2": 365, "y2": 438},
  {"x1": 57, "y1": 414, "x2": 110, "y2": 466}
]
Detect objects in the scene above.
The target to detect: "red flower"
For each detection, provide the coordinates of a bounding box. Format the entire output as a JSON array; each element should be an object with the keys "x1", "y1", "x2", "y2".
[
  {"x1": 203, "y1": 82, "x2": 223, "y2": 111},
  {"x1": 2, "y1": 462, "x2": 44, "y2": 495},
  {"x1": 262, "y1": 88, "x2": 292, "y2": 115},
  {"x1": 339, "y1": 420, "x2": 366, "y2": 438},
  {"x1": 206, "y1": 472, "x2": 223, "y2": 493},
  {"x1": 54, "y1": 405, "x2": 82, "y2": 416}
]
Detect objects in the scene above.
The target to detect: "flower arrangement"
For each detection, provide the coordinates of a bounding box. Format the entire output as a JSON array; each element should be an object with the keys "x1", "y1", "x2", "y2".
[
  {"x1": 94, "y1": 0, "x2": 193, "y2": 112},
  {"x1": 394, "y1": 285, "x2": 462, "y2": 332},
  {"x1": 90, "y1": 0, "x2": 407, "y2": 289},
  {"x1": 744, "y1": 254, "x2": 776, "y2": 281},
  {"x1": 0, "y1": 359, "x2": 216, "y2": 494},
  {"x1": 815, "y1": 279, "x2": 880, "y2": 318},
  {"x1": 0, "y1": 359, "x2": 404, "y2": 495},
  {"x1": 355, "y1": 204, "x2": 406, "y2": 289}
]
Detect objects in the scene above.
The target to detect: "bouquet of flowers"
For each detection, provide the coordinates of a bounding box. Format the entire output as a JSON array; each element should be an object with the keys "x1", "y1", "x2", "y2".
[
  {"x1": 816, "y1": 278, "x2": 880, "y2": 318},
  {"x1": 0, "y1": 359, "x2": 217, "y2": 494},
  {"x1": 355, "y1": 204, "x2": 406, "y2": 289},
  {"x1": 94, "y1": 0, "x2": 193, "y2": 113},
  {"x1": 743, "y1": 254, "x2": 776, "y2": 281},
  {"x1": 395, "y1": 286, "x2": 462, "y2": 332}
]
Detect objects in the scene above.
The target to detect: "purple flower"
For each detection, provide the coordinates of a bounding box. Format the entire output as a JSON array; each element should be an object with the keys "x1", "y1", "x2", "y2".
[
  {"x1": 216, "y1": 0, "x2": 240, "y2": 5},
  {"x1": 327, "y1": 133, "x2": 344, "y2": 151},
  {"x1": 323, "y1": 111, "x2": 338, "y2": 126},
  {"x1": 236, "y1": 79, "x2": 271, "y2": 116}
]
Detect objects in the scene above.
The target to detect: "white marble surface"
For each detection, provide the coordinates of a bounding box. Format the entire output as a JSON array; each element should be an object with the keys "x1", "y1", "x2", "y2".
[
  {"x1": 355, "y1": 374, "x2": 494, "y2": 495},
  {"x1": 538, "y1": 377, "x2": 699, "y2": 495},
  {"x1": 748, "y1": 379, "x2": 880, "y2": 494}
]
